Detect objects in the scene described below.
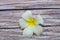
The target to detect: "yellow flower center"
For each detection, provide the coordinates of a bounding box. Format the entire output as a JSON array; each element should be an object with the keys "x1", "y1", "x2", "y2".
[{"x1": 27, "y1": 18, "x2": 36, "y2": 27}]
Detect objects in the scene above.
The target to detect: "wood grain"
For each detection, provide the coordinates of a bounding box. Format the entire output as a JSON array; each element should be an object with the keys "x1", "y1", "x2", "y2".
[
  {"x1": 0, "y1": 9, "x2": 60, "y2": 40},
  {"x1": 0, "y1": 10, "x2": 60, "y2": 28},
  {"x1": 0, "y1": 26, "x2": 60, "y2": 40},
  {"x1": 0, "y1": 0, "x2": 60, "y2": 40},
  {"x1": 0, "y1": 0, "x2": 60, "y2": 9}
]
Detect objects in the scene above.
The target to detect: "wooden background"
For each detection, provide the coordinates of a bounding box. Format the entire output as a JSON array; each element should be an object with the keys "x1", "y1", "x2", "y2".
[{"x1": 0, "y1": 0, "x2": 60, "y2": 40}]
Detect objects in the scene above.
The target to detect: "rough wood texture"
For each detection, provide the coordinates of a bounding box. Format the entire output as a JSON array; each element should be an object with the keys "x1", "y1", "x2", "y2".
[
  {"x1": 0, "y1": 9, "x2": 60, "y2": 40},
  {"x1": 0, "y1": 0, "x2": 60, "y2": 9},
  {"x1": 0, "y1": 0, "x2": 60, "y2": 40}
]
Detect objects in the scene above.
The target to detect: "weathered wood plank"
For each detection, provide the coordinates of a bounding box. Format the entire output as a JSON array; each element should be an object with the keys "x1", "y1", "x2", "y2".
[
  {"x1": 0, "y1": 26, "x2": 60, "y2": 40},
  {"x1": 0, "y1": 10, "x2": 60, "y2": 28},
  {"x1": 0, "y1": 0, "x2": 60, "y2": 9}
]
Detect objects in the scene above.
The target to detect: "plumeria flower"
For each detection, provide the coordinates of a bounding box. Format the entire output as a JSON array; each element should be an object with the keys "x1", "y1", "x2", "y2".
[{"x1": 19, "y1": 11, "x2": 44, "y2": 37}]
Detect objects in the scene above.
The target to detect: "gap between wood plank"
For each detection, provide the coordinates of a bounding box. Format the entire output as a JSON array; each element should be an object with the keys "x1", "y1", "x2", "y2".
[
  {"x1": 0, "y1": 24, "x2": 60, "y2": 29},
  {"x1": 0, "y1": 8, "x2": 60, "y2": 11}
]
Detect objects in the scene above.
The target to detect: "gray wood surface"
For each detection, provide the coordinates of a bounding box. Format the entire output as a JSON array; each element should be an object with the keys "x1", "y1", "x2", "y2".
[
  {"x1": 0, "y1": 0, "x2": 60, "y2": 9},
  {"x1": 0, "y1": 10, "x2": 60, "y2": 40},
  {"x1": 0, "y1": 0, "x2": 60, "y2": 40}
]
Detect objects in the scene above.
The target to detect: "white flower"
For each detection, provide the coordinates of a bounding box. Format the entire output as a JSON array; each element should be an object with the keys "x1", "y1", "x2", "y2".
[{"x1": 19, "y1": 11, "x2": 44, "y2": 37}]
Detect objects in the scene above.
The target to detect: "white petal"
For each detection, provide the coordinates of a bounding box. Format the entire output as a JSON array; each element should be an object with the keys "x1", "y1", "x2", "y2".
[
  {"x1": 22, "y1": 11, "x2": 33, "y2": 20},
  {"x1": 33, "y1": 25, "x2": 43, "y2": 36},
  {"x1": 23, "y1": 27, "x2": 33, "y2": 37},
  {"x1": 36, "y1": 15, "x2": 44, "y2": 24},
  {"x1": 19, "y1": 19, "x2": 28, "y2": 29}
]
